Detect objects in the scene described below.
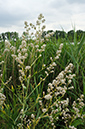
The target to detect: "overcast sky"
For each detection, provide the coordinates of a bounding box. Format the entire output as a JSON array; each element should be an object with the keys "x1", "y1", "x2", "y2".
[{"x1": 0, "y1": 0, "x2": 85, "y2": 36}]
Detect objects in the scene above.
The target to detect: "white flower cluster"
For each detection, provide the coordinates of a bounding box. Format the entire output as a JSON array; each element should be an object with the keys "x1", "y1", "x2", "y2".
[
  {"x1": 5, "y1": 40, "x2": 11, "y2": 48},
  {"x1": 69, "y1": 125, "x2": 77, "y2": 129},
  {"x1": 55, "y1": 63, "x2": 75, "y2": 87},
  {"x1": 17, "y1": 123, "x2": 23, "y2": 129},
  {"x1": 44, "y1": 32, "x2": 54, "y2": 39},
  {"x1": 11, "y1": 40, "x2": 29, "y2": 84},
  {"x1": 36, "y1": 14, "x2": 44, "y2": 25},
  {"x1": 55, "y1": 43, "x2": 63, "y2": 59},
  {"x1": 27, "y1": 41, "x2": 46, "y2": 55},
  {"x1": 0, "y1": 88, "x2": 6, "y2": 106},
  {"x1": 18, "y1": 109, "x2": 32, "y2": 128},
  {"x1": 72, "y1": 94, "x2": 85, "y2": 119},
  {"x1": 31, "y1": 114, "x2": 35, "y2": 119},
  {"x1": 44, "y1": 94, "x2": 52, "y2": 100},
  {"x1": 10, "y1": 45, "x2": 16, "y2": 53},
  {"x1": 25, "y1": 66, "x2": 31, "y2": 71},
  {"x1": 24, "y1": 13, "x2": 46, "y2": 43},
  {"x1": 36, "y1": 14, "x2": 46, "y2": 40},
  {"x1": 38, "y1": 62, "x2": 84, "y2": 129},
  {"x1": 3, "y1": 40, "x2": 16, "y2": 54},
  {"x1": 60, "y1": 93, "x2": 85, "y2": 125},
  {"x1": 47, "y1": 61, "x2": 56, "y2": 72},
  {"x1": 11, "y1": 16, "x2": 47, "y2": 88},
  {"x1": 42, "y1": 108, "x2": 47, "y2": 113},
  {"x1": 12, "y1": 40, "x2": 28, "y2": 65},
  {"x1": 45, "y1": 61, "x2": 57, "y2": 76},
  {"x1": 36, "y1": 44, "x2": 46, "y2": 52},
  {"x1": 45, "y1": 43, "x2": 63, "y2": 77},
  {"x1": 62, "y1": 107, "x2": 71, "y2": 124}
]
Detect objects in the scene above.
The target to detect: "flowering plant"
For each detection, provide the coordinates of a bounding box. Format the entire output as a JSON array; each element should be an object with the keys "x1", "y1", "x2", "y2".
[{"x1": 0, "y1": 14, "x2": 85, "y2": 129}]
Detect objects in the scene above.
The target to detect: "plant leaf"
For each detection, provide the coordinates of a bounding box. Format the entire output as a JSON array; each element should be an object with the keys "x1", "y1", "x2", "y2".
[
  {"x1": 77, "y1": 33, "x2": 85, "y2": 54},
  {"x1": 72, "y1": 119, "x2": 84, "y2": 127}
]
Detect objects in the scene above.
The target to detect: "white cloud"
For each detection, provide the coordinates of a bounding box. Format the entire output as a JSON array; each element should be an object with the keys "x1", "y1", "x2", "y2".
[{"x1": 71, "y1": 13, "x2": 85, "y2": 30}]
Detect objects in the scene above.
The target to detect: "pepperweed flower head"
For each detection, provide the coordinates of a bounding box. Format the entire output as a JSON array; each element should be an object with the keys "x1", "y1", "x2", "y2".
[
  {"x1": 24, "y1": 21, "x2": 28, "y2": 27},
  {"x1": 25, "y1": 66, "x2": 31, "y2": 70},
  {"x1": 44, "y1": 94, "x2": 52, "y2": 100},
  {"x1": 0, "y1": 88, "x2": 6, "y2": 106},
  {"x1": 10, "y1": 46, "x2": 16, "y2": 53},
  {"x1": 31, "y1": 114, "x2": 35, "y2": 119},
  {"x1": 24, "y1": 13, "x2": 46, "y2": 43},
  {"x1": 38, "y1": 59, "x2": 85, "y2": 128},
  {"x1": 5, "y1": 40, "x2": 11, "y2": 48},
  {"x1": 42, "y1": 108, "x2": 47, "y2": 113},
  {"x1": 69, "y1": 125, "x2": 77, "y2": 129},
  {"x1": 0, "y1": 61, "x2": 4, "y2": 65}
]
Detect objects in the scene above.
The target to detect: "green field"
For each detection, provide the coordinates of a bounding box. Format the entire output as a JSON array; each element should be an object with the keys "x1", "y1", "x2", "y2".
[{"x1": 0, "y1": 14, "x2": 85, "y2": 129}]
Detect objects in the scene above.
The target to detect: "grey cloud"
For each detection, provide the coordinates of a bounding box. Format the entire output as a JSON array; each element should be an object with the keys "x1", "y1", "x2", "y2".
[
  {"x1": 49, "y1": 0, "x2": 66, "y2": 9},
  {"x1": 0, "y1": 0, "x2": 46, "y2": 27},
  {"x1": 0, "y1": 12, "x2": 32, "y2": 27},
  {"x1": 0, "y1": 0, "x2": 85, "y2": 35},
  {"x1": 48, "y1": 0, "x2": 85, "y2": 15},
  {"x1": 67, "y1": 0, "x2": 85, "y2": 4}
]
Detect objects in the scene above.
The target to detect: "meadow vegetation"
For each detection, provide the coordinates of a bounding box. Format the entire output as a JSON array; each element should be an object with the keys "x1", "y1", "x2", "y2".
[{"x1": 0, "y1": 14, "x2": 85, "y2": 129}]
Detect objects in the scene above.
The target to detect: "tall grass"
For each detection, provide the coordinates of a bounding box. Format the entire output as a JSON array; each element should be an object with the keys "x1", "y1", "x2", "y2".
[{"x1": 0, "y1": 14, "x2": 85, "y2": 129}]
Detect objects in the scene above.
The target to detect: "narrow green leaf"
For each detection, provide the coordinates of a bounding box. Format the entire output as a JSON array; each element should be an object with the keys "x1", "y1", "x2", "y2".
[
  {"x1": 77, "y1": 33, "x2": 85, "y2": 54},
  {"x1": 82, "y1": 72, "x2": 85, "y2": 95},
  {"x1": 72, "y1": 119, "x2": 84, "y2": 127}
]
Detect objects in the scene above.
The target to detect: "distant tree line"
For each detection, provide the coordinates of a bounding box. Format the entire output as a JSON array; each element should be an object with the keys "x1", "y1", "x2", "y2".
[
  {"x1": 42, "y1": 29, "x2": 85, "y2": 42},
  {"x1": 0, "y1": 30, "x2": 85, "y2": 42},
  {"x1": 0, "y1": 32, "x2": 19, "y2": 42}
]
